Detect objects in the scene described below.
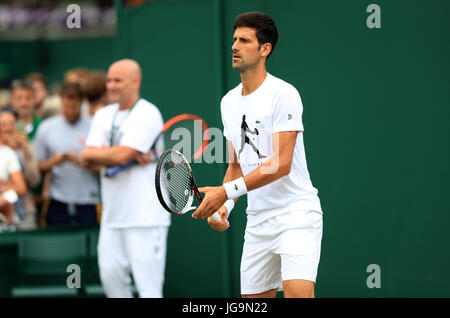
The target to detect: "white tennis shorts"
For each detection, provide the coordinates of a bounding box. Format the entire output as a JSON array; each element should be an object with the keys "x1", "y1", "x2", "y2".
[{"x1": 240, "y1": 210, "x2": 323, "y2": 295}]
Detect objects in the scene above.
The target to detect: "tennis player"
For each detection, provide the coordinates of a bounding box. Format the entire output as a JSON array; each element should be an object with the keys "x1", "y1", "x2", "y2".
[
  {"x1": 192, "y1": 12, "x2": 323, "y2": 298},
  {"x1": 81, "y1": 59, "x2": 170, "y2": 298}
]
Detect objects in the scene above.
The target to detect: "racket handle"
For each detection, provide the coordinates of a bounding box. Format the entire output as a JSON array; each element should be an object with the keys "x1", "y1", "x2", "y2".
[
  {"x1": 209, "y1": 212, "x2": 222, "y2": 222},
  {"x1": 104, "y1": 160, "x2": 138, "y2": 178}
]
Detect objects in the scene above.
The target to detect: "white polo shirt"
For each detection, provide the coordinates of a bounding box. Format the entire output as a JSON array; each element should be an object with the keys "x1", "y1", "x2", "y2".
[
  {"x1": 85, "y1": 98, "x2": 171, "y2": 228},
  {"x1": 221, "y1": 73, "x2": 322, "y2": 226}
]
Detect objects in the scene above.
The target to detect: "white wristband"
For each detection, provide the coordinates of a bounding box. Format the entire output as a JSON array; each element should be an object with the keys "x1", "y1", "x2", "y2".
[
  {"x1": 224, "y1": 199, "x2": 235, "y2": 217},
  {"x1": 223, "y1": 177, "x2": 248, "y2": 200}
]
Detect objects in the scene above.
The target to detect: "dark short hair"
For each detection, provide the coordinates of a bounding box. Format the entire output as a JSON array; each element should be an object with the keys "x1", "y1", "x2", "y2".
[
  {"x1": 11, "y1": 79, "x2": 33, "y2": 92},
  {"x1": 233, "y1": 12, "x2": 279, "y2": 59},
  {"x1": 59, "y1": 82, "x2": 84, "y2": 100},
  {"x1": 0, "y1": 106, "x2": 19, "y2": 119}
]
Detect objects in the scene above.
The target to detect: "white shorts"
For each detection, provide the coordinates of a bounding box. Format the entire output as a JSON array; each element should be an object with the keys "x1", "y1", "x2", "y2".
[{"x1": 240, "y1": 210, "x2": 323, "y2": 295}]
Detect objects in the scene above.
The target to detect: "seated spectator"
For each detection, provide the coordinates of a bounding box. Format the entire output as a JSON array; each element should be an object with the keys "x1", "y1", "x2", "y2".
[
  {"x1": 0, "y1": 144, "x2": 27, "y2": 226},
  {"x1": 33, "y1": 82, "x2": 100, "y2": 227},
  {"x1": 0, "y1": 107, "x2": 41, "y2": 230},
  {"x1": 10, "y1": 79, "x2": 42, "y2": 141},
  {"x1": 84, "y1": 71, "x2": 108, "y2": 116}
]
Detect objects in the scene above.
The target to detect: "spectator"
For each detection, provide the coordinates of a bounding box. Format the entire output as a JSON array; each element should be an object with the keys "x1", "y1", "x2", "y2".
[
  {"x1": 0, "y1": 107, "x2": 41, "y2": 230},
  {"x1": 64, "y1": 67, "x2": 90, "y2": 117},
  {"x1": 33, "y1": 82, "x2": 100, "y2": 227},
  {"x1": 84, "y1": 71, "x2": 107, "y2": 116},
  {"x1": 24, "y1": 72, "x2": 48, "y2": 119},
  {"x1": 0, "y1": 144, "x2": 27, "y2": 226},
  {"x1": 10, "y1": 79, "x2": 42, "y2": 141}
]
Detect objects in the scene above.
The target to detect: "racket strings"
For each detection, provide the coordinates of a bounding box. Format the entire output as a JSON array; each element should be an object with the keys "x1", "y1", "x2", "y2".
[{"x1": 159, "y1": 154, "x2": 193, "y2": 213}]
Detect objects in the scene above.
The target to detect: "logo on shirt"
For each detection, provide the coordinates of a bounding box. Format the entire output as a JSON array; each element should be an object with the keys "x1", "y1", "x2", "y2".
[
  {"x1": 238, "y1": 114, "x2": 266, "y2": 160},
  {"x1": 78, "y1": 137, "x2": 86, "y2": 145},
  {"x1": 288, "y1": 114, "x2": 293, "y2": 120},
  {"x1": 234, "y1": 184, "x2": 238, "y2": 191}
]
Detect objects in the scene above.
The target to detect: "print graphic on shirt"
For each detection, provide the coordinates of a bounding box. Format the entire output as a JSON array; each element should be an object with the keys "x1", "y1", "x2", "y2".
[{"x1": 238, "y1": 114, "x2": 267, "y2": 159}]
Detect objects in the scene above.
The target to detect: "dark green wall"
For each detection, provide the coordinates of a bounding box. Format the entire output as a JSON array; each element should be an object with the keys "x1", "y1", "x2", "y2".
[
  {"x1": 0, "y1": 0, "x2": 449, "y2": 297},
  {"x1": 0, "y1": 37, "x2": 115, "y2": 87}
]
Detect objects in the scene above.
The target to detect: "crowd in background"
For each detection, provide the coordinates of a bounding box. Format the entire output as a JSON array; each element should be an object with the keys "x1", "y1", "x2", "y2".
[{"x1": 0, "y1": 68, "x2": 108, "y2": 231}]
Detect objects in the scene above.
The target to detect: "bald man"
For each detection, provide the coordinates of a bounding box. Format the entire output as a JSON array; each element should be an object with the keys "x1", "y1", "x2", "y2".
[{"x1": 81, "y1": 59, "x2": 171, "y2": 298}]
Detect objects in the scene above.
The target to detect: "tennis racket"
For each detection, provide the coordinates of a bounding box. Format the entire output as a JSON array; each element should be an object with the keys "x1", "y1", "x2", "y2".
[
  {"x1": 155, "y1": 149, "x2": 221, "y2": 221},
  {"x1": 104, "y1": 114, "x2": 210, "y2": 177}
]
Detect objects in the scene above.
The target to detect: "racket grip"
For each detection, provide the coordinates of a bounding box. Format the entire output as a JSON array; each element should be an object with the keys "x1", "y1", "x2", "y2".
[
  {"x1": 104, "y1": 160, "x2": 138, "y2": 178},
  {"x1": 209, "y1": 212, "x2": 222, "y2": 222}
]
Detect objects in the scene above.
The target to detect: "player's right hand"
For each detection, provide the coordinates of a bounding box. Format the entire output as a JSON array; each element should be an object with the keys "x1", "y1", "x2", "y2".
[{"x1": 207, "y1": 206, "x2": 230, "y2": 232}]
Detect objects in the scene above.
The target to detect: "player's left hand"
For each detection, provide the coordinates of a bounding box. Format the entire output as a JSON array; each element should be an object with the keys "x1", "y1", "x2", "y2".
[
  {"x1": 192, "y1": 186, "x2": 227, "y2": 219},
  {"x1": 207, "y1": 205, "x2": 230, "y2": 232}
]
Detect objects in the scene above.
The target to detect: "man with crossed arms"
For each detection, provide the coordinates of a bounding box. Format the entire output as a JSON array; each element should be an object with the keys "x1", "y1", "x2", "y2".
[{"x1": 81, "y1": 59, "x2": 170, "y2": 298}]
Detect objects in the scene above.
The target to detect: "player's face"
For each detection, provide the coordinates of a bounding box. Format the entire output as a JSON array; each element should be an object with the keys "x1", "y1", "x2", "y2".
[
  {"x1": 106, "y1": 66, "x2": 137, "y2": 104},
  {"x1": 232, "y1": 27, "x2": 265, "y2": 71},
  {"x1": 10, "y1": 87, "x2": 34, "y2": 119},
  {"x1": 61, "y1": 96, "x2": 82, "y2": 123}
]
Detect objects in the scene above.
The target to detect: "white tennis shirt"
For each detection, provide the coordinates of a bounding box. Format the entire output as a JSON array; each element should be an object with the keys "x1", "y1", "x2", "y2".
[
  {"x1": 85, "y1": 99, "x2": 171, "y2": 228},
  {"x1": 221, "y1": 73, "x2": 322, "y2": 226}
]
